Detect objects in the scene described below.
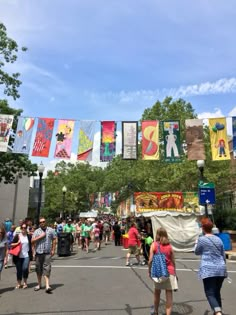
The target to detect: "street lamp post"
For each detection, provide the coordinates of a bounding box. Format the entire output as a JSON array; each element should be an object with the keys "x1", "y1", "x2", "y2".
[
  {"x1": 36, "y1": 162, "x2": 45, "y2": 226},
  {"x1": 62, "y1": 186, "x2": 67, "y2": 220},
  {"x1": 197, "y1": 160, "x2": 209, "y2": 217}
]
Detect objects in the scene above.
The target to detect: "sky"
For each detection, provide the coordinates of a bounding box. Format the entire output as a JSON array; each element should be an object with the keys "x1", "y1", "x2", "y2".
[{"x1": 1, "y1": 0, "x2": 236, "y2": 172}]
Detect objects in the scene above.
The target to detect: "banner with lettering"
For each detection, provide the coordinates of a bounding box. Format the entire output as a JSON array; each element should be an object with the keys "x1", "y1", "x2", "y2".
[
  {"x1": 142, "y1": 120, "x2": 159, "y2": 160},
  {"x1": 32, "y1": 118, "x2": 55, "y2": 157},
  {"x1": 232, "y1": 117, "x2": 236, "y2": 159},
  {"x1": 77, "y1": 120, "x2": 96, "y2": 161},
  {"x1": 0, "y1": 114, "x2": 14, "y2": 152},
  {"x1": 134, "y1": 192, "x2": 184, "y2": 213},
  {"x1": 122, "y1": 121, "x2": 138, "y2": 159},
  {"x1": 100, "y1": 121, "x2": 116, "y2": 162},
  {"x1": 209, "y1": 117, "x2": 230, "y2": 161},
  {"x1": 54, "y1": 119, "x2": 75, "y2": 159},
  {"x1": 13, "y1": 117, "x2": 35, "y2": 154},
  {"x1": 163, "y1": 120, "x2": 181, "y2": 163},
  {"x1": 185, "y1": 119, "x2": 205, "y2": 160}
]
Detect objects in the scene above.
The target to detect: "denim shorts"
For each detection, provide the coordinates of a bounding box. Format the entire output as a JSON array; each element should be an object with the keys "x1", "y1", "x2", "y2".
[{"x1": 0, "y1": 260, "x2": 4, "y2": 272}]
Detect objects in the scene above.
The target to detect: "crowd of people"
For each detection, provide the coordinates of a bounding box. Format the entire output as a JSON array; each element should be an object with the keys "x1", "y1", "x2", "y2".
[{"x1": 0, "y1": 215, "x2": 228, "y2": 315}]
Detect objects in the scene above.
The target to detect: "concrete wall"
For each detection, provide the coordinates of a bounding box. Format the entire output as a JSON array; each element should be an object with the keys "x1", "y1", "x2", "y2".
[{"x1": 0, "y1": 176, "x2": 30, "y2": 225}]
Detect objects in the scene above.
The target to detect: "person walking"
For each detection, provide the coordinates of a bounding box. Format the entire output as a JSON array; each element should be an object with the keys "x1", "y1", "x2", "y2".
[
  {"x1": 194, "y1": 218, "x2": 227, "y2": 315},
  {"x1": 0, "y1": 224, "x2": 8, "y2": 279},
  {"x1": 11, "y1": 222, "x2": 33, "y2": 289},
  {"x1": 31, "y1": 217, "x2": 56, "y2": 293},
  {"x1": 125, "y1": 222, "x2": 141, "y2": 266},
  {"x1": 113, "y1": 221, "x2": 121, "y2": 246},
  {"x1": 148, "y1": 227, "x2": 177, "y2": 315}
]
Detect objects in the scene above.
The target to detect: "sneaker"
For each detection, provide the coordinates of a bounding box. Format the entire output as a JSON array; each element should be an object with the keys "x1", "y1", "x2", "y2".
[{"x1": 126, "y1": 262, "x2": 132, "y2": 266}]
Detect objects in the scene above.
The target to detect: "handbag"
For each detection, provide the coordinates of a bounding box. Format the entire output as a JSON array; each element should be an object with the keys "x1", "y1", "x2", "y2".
[
  {"x1": 9, "y1": 242, "x2": 22, "y2": 256},
  {"x1": 151, "y1": 242, "x2": 169, "y2": 283}
]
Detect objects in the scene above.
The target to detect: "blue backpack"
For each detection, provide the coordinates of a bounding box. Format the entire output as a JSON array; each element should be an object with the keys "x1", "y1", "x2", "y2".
[{"x1": 151, "y1": 242, "x2": 169, "y2": 283}]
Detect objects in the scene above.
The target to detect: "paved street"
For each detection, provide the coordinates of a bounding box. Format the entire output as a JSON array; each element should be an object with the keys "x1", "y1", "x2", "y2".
[{"x1": 0, "y1": 243, "x2": 236, "y2": 315}]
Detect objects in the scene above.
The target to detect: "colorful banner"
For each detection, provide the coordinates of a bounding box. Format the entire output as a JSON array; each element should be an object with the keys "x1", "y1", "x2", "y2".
[
  {"x1": 163, "y1": 120, "x2": 181, "y2": 163},
  {"x1": 142, "y1": 120, "x2": 159, "y2": 160},
  {"x1": 32, "y1": 118, "x2": 55, "y2": 157},
  {"x1": 209, "y1": 117, "x2": 230, "y2": 161},
  {"x1": 77, "y1": 120, "x2": 96, "y2": 161},
  {"x1": 185, "y1": 119, "x2": 205, "y2": 160},
  {"x1": 13, "y1": 117, "x2": 35, "y2": 154},
  {"x1": 134, "y1": 192, "x2": 184, "y2": 213},
  {"x1": 100, "y1": 121, "x2": 116, "y2": 162},
  {"x1": 232, "y1": 117, "x2": 236, "y2": 159},
  {"x1": 54, "y1": 120, "x2": 75, "y2": 159},
  {"x1": 0, "y1": 114, "x2": 14, "y2": 152},
  {"x1": 182, "y1": 192, "x2": 200, "y2": 213},
  {"x1": 122, "y1": 121, "x2": 138, "y2": 159}
]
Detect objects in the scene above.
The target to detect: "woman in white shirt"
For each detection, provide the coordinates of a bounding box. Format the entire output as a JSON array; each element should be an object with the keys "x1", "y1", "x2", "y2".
[{"x1": 11, "y1": 223, "x2": 33, "y2": 289}]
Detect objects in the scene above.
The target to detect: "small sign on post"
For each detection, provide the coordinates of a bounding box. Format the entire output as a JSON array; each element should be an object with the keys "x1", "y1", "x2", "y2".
[{"x1": 198, "y1": 182, "x2": 215, "y2": 217}]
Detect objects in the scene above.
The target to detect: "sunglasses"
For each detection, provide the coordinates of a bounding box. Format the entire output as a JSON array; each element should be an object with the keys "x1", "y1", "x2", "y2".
[
  {"x1": 40, "y1": 221, "x2": 46, "y2": 223},
  {"x1": 22, "y1": 226, "x2": 27, "y2": 229}
]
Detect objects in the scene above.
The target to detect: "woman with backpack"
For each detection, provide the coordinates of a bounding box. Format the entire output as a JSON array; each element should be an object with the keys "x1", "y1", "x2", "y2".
[{"x1": 148, "y1": 227, "x2": 177, "y2": 315}]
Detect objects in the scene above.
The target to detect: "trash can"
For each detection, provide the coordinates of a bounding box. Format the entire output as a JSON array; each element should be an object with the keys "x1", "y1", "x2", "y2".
[
  {"x1": 216, "y1": 232, "x2": 232, "y2": 251},
  {"x1": 57, "y1": 232, "x2": 71, "y2": 256}
]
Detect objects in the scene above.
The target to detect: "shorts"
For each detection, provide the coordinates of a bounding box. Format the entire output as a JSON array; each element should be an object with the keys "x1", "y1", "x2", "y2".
[
  {"x1": 94, "y1": 236, "x2": 100, "y2": 241},
  {"x1": 128, "y1": 245, "x2": 140, "y2": 256},
  {"x1": 35, "y1": 254, "x2": 52, "y2": 277},
  {"x1": 0, "y1": 260, "x2": 3, "y2": 272},
  {"x1": 153, "y1": 274, "x2": 178, "y2": 291}
]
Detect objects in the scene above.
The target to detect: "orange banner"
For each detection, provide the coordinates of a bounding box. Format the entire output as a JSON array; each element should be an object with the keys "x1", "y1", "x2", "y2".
[{"x1": 134, "y1": 192, "x2": 183, "y2": 213}]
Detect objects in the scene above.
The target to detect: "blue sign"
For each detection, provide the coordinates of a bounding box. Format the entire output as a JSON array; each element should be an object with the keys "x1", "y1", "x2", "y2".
[{"x1": 199, "y1": 187, "x2": 216, "y2": 205}]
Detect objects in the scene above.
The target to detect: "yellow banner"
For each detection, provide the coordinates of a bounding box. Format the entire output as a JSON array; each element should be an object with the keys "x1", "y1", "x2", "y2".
[{"x1": 209, "y1": 118, "x2": 230, "y2": 161}]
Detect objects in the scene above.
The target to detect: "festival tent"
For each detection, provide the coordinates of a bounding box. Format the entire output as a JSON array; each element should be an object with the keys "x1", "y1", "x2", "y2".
[
  {"x1": 79, "y1": 210, "x2": 98, "y2": 218},
  {"x1": 150, "y1": 212, "x2": 201, "y2": 252}
]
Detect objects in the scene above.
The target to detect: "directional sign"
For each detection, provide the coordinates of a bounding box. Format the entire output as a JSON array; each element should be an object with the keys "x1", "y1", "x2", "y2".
[
  {"x1": 199, "y1": 187, "x2": 216, "y2": 205},
  {"x1": 198, "y1": 181, "x2": 215, "y2": 189}
]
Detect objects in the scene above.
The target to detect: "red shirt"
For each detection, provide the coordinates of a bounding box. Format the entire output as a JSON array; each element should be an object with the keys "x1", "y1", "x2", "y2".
[
  {"x1": 153, "y1": 242, "x2": 175, "y2": 275},
  {"x1": 128, "y1": 226, "x2": 139, "y2": 246}
]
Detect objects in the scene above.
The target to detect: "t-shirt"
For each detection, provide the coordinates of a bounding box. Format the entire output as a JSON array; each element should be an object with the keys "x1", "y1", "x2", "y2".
[
  {"x1": 57, "y1": 224, "x2": 63, "y2": 234},
  {"x1": 128, "y1": 227, "x2": 139, "y2": 246},
  {"x1": 0, "y1": 237, "x2": 7, "y2": 260},
  {"x1": 19, "y1": 234, "x2": 29, "y2": 258},
  {"x1": 94, "y1": 227, "x2": 100, "y2": 237},
  {"x1": 63, "y1": 224, "x2": 75, "y2": 233},
  {"x1": 103, "y1": 223, "x2": 110, "y2": 232}
]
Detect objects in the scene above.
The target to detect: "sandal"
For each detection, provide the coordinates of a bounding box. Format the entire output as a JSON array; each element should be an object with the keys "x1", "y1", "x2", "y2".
[
  {"x1": 15, "y1": 285, "x2": 21, "y2": 289},
  {"x1": 23, "y1": 284, "x2": 28, "y2": 289},
  {"x1": 34, "y1": 285, "x2": 41, "y2": 291},
  {"x1": 45, "y1": 287, "x2": 53, "y2": 294}
]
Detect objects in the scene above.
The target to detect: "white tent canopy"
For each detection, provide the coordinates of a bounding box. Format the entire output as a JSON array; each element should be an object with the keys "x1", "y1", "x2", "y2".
[
  {"x1": 151, "y1": 213, "x2": 201, "y2": 252},
  {"x1": 79, "y1": 210, "x2": 98, "y2": 218}
]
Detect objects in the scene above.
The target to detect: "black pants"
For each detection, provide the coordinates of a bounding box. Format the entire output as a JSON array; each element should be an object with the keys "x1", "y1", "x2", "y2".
[
  {"x1": 203, "y1": 276, "x2": 224, "y2": 313},
  {"x1": 114, "y1": 233, "x2": 121, "y2": 246}
]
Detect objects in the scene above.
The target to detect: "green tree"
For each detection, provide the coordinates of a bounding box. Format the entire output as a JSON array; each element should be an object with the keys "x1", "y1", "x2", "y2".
[{"x1": 0, "y1": 23, "x2": 27, "y2": 100}]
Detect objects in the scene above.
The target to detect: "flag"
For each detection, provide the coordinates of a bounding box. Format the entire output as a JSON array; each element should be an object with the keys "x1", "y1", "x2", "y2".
[
  {"x1": 232, "y1": 117, "x2": 236, "y2": 159},
  {"x1": 13, "y1": 117, "x2": 35, "y2": 154},
  {"x1": 0, "y1": 114, "x2": 14, "y2": 152},
  {"x1": 142, "y1": 120, "x2": 159, "y2": 160},
  {"x1": 122, "y1": 121, "x2": 138, "y2": 159},
  {"x1": 100, "y1": 121, "x2": 116, "y2": 162},
  {"x1": 163, "y1": 120, "x2": 181, "y2": 163},
  {"x1": 54, "y1": 119, "x2": 75, "y2": 159},
  {"x1": 185, "y1": 119, "x2": 205, "y2": 160},
  {"x1": 209, "y1": 117, "x2": 230, "y2": 161},
  {"x1": 32, "y1": 118, "x2": 55, "y2": 157},
  {"x1": 77, "y1": 120, "x2": 96, "y2": 161}
]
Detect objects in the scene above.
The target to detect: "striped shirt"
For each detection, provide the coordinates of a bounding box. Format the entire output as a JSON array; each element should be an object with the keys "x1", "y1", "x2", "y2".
[
  {"x1": 194, "y1": 235, "x2": 227, "y2": 279},
  {"x1": 33, "y1": 227, "x2": 56, "y2": 254}
]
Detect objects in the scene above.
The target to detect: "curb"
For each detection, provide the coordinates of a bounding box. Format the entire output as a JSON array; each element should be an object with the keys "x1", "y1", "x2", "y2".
[{"x1": 225, "y1": 251, "x2": 236, "y2": 261}]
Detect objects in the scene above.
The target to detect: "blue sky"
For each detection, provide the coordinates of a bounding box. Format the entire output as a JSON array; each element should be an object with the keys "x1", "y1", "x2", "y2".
[{"x1": 1, "y1": 0, "x2": 236, "y2": 170}]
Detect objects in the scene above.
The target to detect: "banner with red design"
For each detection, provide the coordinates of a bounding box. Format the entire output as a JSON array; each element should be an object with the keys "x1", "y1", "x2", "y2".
[
  {"x1": 142, "y1": 120, "x2": 159, "y2": 160},
  {"x1": 32, "y1": 118, "x2": 55, "y2": 157}
]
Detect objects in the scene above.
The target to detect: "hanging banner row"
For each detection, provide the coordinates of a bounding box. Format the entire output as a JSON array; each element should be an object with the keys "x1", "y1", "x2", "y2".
[{"x1": 0, "y1": 115, "x2": 235, "y2": 162}]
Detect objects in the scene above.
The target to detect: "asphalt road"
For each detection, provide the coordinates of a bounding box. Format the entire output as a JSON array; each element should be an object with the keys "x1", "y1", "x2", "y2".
[{"x1": 0, "y1": 243, "x2": 235, "y2": 315}]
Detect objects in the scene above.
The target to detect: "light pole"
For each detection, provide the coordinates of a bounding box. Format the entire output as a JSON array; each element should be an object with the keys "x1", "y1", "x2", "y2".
[
  {"x1": 36, "y1": 162, "x2": 45, "y2": 226},
  {"x1": 197, "y1": 160, "x2": 209, "y2": 217},
  {"x1": 62, "y1": 186, "x2": 67, "y2": 220}
]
